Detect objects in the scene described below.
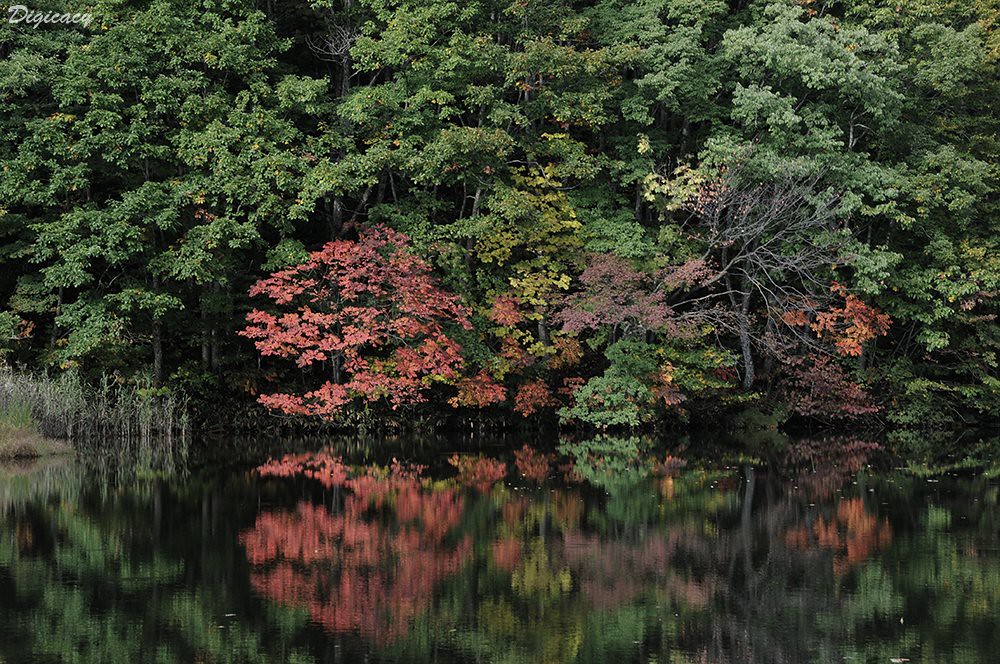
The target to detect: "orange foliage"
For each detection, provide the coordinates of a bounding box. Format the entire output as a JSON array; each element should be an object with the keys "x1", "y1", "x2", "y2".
[
  {"x1": 651, "y1": 364, "x2": 686, "y2": 408},
  {"x1": 783, "y1": 497, "x2": 892, "y2": 576},
  {"x1": 448, "y1": 371, "x2": 507, "y2": 408},
  {"x1": 786, "y1": 283, "x2": 891, "y2": 357},
  {"x1": 513, "y1": 380, "x2": 557, "y2": 417},
  {"x1": 547, "y1": 336, "x2": 583, "y2": 369}
]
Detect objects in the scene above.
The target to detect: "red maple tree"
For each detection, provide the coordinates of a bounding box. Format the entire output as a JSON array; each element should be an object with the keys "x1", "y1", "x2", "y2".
[
  {"x1": 240, "y1": 225, "x2": 473, "y2": 416},
  {"x1": 782, "y1": 354, "x2": 882, "y2": 420},
  {"x1": 512, "y1": 380, "x2": 557, "y2": 416},
  {"x1": 555, "y1": 253, "x2": 677, "y2": 337}
]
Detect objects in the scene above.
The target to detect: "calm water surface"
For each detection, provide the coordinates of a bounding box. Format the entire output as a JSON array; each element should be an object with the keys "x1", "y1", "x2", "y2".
[{"x1": 0, "y1": 434, "x2": 998, "y2": 663}]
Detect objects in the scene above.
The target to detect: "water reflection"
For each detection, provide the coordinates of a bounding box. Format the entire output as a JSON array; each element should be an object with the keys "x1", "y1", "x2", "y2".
[
  {"x1": 0, "y1": 435, "x2": 998, "y2": 663},
  {"x1": 240, "y1": 461, "x2": 470, "y2": 642}
]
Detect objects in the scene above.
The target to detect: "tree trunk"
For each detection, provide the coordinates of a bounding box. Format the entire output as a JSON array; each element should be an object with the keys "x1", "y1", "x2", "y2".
[
  {"x1": 465, "y1": 187, "x2": 482, "y2": 268},
  {"x1": 762, "y1": 308, "x2": 778, "y2": 386},
  {"x1": 330, "y1": 196, "x2": 344, "y2": 239},
  {"x1": 739, "y1": 327, "x2": 754, "y2": 390},
  {"x1": 152, "y1": 319, "x2": 163, "y2": 388},
  {"x1": 210, "y1": 281, "x2": 221, "y2": 371},
  {"x1": 537, "y1": 316, "x2": 550, "y2": 347},
  {"x1": 739, "y1": 291, "x2": 754, "y2": 389},
  {"x1": 152, "y1": 275, "x2": 163, "y2": 387},
  {"x1": 339, "y1": 53, "x2": 351, "y2": 99},
  {"x1": 49, "y1": 286, "x2": 63, "y2": 350},
  {"x1": 201, "y1": 295, "x2": 210, "y2": 368}
]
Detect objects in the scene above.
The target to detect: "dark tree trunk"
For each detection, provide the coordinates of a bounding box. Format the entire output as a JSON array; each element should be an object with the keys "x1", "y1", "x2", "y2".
[
  {"x1": 151, "y1": 274, "x2": 163, "y2": 387},
  {"x1": 762, "y1": 307, "x2": 778, "y2": 386},
  {"x1": 152, "y1": 319, "x2": 163, "y2": 388},
  {"x1": 210, "y1": 281, "x2": 221, "y2": 371},
  {"x1": 330, "y1": 196, "x2": 344, "y2": 239},
  {"x1": 201, "y1": 295, "x2": 210, "y2": 368},
  {"x1": 49, "y1": 287, "x2": 63, "y2": 349},
  {"x1": 739, "y1": 291, "x2": 754, "y2": 390},
  {"x1": 537, "y1": 316, "x2": 550, "y2": 347}
]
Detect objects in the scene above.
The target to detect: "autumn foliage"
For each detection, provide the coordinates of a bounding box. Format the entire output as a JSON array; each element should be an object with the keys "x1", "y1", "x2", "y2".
[
  {"x1": 256, "y1": 451, "x2": 350, "y2": 488},
  {"x1": 555, "y1": 253, "x2": 705, "y2": 337},
  {"x1": 448, "y1": 371, "x2": 507, "y2": 408},
  {"x1": 240, "y1": 226, "x2": 472, "y2": 416},
  {"x1": 784, "y1": 283, "x2": 891, "y2": 357},
  {"x1": 557, "y1": 255, "x2": 669, "y2": 333},
  {"x1": 773, "y1": 284, "x2": 892, "y2": 420},
  {"x1": 779, "y1": 435, "x2": 882, "y2": 499},
  {"x1": 236, "y1": 225, "x2": 898, "y2": 425},
  {"x1": 513, "y1": 380, "x2": 557, "y2": 417},
  {"x1": 239, "y1": 443, "x2": 925, "y2": 657},
  {"x1": 783, "y1": 354, "x2": 882, "y2": 420}
]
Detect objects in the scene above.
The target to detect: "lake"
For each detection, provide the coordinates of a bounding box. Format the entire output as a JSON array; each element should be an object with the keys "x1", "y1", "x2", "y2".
[{"x1": 0, "y1": 432, "x2": 998, "y2": 663}]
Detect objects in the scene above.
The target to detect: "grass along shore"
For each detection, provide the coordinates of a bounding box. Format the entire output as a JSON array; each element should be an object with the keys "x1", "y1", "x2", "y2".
[
  {"x1": 0, "y1": 370, "x2": 190, "y2": 461},
  {"x1": 0, "y1": 401, "x2": 72, "y2": 459}
]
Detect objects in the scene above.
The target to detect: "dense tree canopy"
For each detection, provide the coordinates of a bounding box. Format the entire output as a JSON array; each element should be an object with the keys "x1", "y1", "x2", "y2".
[{"x1": 1, "y1": 0, "x2": 997, "y2": 428}]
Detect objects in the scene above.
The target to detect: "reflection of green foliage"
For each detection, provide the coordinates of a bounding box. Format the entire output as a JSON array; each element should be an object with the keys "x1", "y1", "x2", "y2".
[
  {"x1": 558, "y1": 435, "x2": 665, "y2": 526},
  {"x1": 827, "y1": 480, "x2": 1000, "y2": 664},
  {"x1": 447, "y1": 605, "x2": 584, "y2": 664},
  {"x1": 664, "y1": 470, "x2": 741, "y2": 518},
  {"x1": 558, "y1": 435, "x2": 651, "y2": 490},
  {"x1": 573, "y1": 606, "x2": 648, "y2": 663},
  {"x1": 0, "y1": 466, "x2": 312, "y2": 664},
  {"x1": 843, "y1": 564, "x2": 904, "y2": 624},
  {"x1": 890, "y1": 431, "x2": 1000, "y2": 478}
]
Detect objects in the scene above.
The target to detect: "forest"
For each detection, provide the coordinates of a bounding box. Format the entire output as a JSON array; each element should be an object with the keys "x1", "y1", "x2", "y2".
[{"x1": 1, "y1": 0, "x2": 998, "y2": 433}]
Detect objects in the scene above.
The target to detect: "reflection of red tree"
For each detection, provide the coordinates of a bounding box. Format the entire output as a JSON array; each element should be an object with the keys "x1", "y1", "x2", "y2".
[
  {"x1": 502, "y1": 497, "x2": 528, "y2": 529},
  {"x1": 561, "y1": 531, "x2": 704, "y2": 609},
  {"x1": 257, "y1": 451, "x2": 350, "y2": 488},
  {"x1": 784, "y1": 497, "x2": 892, "y2": 576},
  {"x1": 514, "y1": 445, "x2": 553, "y2": 483},
  {"x1": 553, "y1": 491, "x2": 583, "y2": 530},
  {"x1": 492, "y1": 538, "x2": 523, "y2": 571},
  {"x1": 240, "y1": 472, "x2": 470, "y2": 642},
  {"x1": 781, "y1": 437, "x2": 882, "y2": 500},
  {"x1": 448, "y1": 454, "x2": 507, "y2": 492}
]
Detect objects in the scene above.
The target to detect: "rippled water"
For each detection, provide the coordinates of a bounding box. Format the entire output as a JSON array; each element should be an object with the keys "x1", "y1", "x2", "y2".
[{"x1": 0, "y1": 434, "x2": 998, "y2": 663}]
